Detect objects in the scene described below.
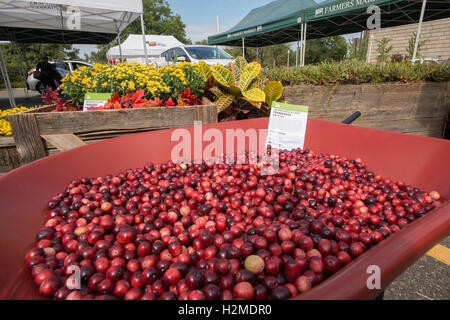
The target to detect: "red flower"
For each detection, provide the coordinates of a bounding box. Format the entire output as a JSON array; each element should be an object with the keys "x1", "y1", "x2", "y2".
[{"x1": 164, "y1": 98, "x2": 175, "y2": 107}]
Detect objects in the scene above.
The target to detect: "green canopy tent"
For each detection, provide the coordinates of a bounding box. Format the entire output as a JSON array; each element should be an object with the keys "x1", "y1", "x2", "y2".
[
  {"x1": 208, "y1": 0, "x2": 450, "y2": 65},
  {"x1": 208, "y1": 0, "x2": 317, "y2": 47},
  {"x1": 304, "y1": 0, "x2": 449, "y2": 41}
]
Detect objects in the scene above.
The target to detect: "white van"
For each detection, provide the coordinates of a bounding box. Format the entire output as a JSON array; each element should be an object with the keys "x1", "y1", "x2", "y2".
[{"x1": 160, "y1": 45, "x2": 234, "y2": 66}]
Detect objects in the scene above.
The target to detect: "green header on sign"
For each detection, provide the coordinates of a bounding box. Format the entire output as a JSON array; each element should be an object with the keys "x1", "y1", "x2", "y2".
[
  {"x1": 85, "y1": 93, "x2": 112, "y2": 101},
  {"x1": 271, "y1": 101, "x2": 309, "y2": 113}
]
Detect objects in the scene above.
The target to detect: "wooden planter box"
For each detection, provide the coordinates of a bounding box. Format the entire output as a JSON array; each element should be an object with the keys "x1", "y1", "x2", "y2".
[
  {"x1": 8, "y1": 98, "x2": 217, "y2": 166},
  {"x1": 284, "y1": 82, "x2": 450, "y2": 138},
  {"x1": 0, "y1": 137, "x2": 20, "y2": 176}
]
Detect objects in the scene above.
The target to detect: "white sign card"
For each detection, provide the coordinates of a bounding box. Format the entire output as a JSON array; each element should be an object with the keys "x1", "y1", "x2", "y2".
[{"x1": 265, "y1": 102, "x2": 309, "y2": 150}]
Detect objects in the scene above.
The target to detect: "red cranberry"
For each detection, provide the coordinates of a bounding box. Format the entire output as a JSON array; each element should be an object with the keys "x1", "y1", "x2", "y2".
[
  {"x1": 233, "y1": 281, "x2": 254, "y2": 300},
  {"x1": 203, "y1": 284, "x2": 221, "y2": 300},
  {"x1": 214, "y1": 258, "x2": 230, "y2": 274},
  {"x1": 163, "y1": 268, "x2": 181, "y2": 285},
  {"x1": 270, "y1": 286, "x2": 291, "y2": 300},
  {"x1": 185, "y1": 270, "x2": 203, "y2": 289},
  {"x1": 39, "y1": 278, "x2": 60, "y2": 297}
]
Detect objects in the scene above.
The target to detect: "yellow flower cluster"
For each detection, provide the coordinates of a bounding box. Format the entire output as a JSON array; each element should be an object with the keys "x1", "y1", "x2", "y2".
[
  {"x1": 0, "y1": 106, "x2": 40, "y2": 136},
  {"x1": 60, "y1": 61, "x2": 205, "y2": 106}
]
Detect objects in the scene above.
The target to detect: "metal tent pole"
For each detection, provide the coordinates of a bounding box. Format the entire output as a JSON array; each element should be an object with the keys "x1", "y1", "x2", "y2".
[
  {"x1": 298, "y1": 24, "x2": 303, "y2": 67},
  {"x1": 116, "y1": 21, "x2": 123, "y2": 63},
  {"x1": 287, "y1": 49, "x2": 290, "y2": 67},
  {"x1": 0, "y1": 45, "x2": 16, "y2": 108},
  {"x1": 412, "y1": 0, "x2": 427, "y2": 62},
  {"x1": 242, "y1": 38, "x2": 245, "y2": 58},
  {"x1": 140, "y1": 14, "x2": 149, "y2": 65},
  {"x1": 302, "y1": 23, "x2": 307, "y2": 66}
]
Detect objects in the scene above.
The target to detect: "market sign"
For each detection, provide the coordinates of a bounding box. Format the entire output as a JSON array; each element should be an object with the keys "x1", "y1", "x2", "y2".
[
  {"x1": 83, "y1": 93, "x2": 112, "y2": 111},
  {"x1": 266, "y1": 102, "x2": 309, "y2": 150},
  {"x1": 312, "y1": 0, "x2": 379, "y2": 18}
]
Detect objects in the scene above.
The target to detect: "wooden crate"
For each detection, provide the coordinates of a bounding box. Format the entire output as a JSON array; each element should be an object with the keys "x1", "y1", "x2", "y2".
[
  {"x1": 8, "y1": 98, "x2": 217, "y2": 165},
  {"x1": 284, "y1": 82, "x2": 450, "y2": 138},
  {"x1": 0, "y1": 136, "x2": 21, "y2": 176}
]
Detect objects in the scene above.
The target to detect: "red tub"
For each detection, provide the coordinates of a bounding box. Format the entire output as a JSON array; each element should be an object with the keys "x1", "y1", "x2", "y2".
[{"x1": 1, "y1": 118, "x2": 449, "y2": 299}]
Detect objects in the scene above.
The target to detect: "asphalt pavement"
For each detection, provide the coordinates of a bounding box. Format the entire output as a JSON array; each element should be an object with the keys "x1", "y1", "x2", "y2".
[
  {"x1": 0, "y1": 88, "x2": 42, "y2": 110},
  {"x1": 384, "y1": 236, "x2": 449, "y2": 300}
]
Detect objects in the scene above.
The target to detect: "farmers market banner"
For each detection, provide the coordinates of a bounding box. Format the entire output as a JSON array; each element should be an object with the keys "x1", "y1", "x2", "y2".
[{"x1": 305, "y1": 0, "x2": 404, "y2": 21}]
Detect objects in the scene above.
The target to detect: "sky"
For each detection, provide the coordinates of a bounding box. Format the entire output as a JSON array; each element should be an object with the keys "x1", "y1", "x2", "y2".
[{"x1": 75, "y1": 0, "x2": 331, "y2": 58}]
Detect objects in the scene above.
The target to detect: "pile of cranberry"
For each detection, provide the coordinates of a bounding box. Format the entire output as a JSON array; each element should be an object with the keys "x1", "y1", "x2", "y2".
[{"x1": 25, "y1": 148, "x2": 442, "y2": 300}]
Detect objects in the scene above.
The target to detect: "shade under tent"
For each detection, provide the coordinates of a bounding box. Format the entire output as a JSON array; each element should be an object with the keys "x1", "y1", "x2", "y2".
[{"x1": 0, "y1": 0, "x2": 144, "y2": 108}]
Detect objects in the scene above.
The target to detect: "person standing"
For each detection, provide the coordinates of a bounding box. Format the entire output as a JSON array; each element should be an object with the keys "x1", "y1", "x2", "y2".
[{"x1": 36, "y1": 56, "x2": 57, "y2": 90}]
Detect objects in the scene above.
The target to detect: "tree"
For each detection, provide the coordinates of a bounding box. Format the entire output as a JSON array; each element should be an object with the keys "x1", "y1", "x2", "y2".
[
  {"x1": 195, "y1": 39, "x2": 208, "y2": 45},
  {"x1": 406, "y1": 32, "x2": 426, "y2": 60},
  {"x1": 121, "y1": 0, "x2": 190, "y2": 44},
  {"x1": 375, "y1": 38, "x2": 393, "y2": 64},
  {"x1": 2, "y1": 43, "x2": 80, "y2": 82},
  {"x1": 305, "y1": 36, "x2": 348, "y2": 64},
  {"x1": 85, "y1": 45, "x2": 109, "y2": 64},
  {"x1": 224, "y1": 44, "x2": 295, "y2": 68}
]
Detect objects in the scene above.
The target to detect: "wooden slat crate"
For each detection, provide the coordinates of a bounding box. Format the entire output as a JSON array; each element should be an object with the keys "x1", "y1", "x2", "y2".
[
  {"x1": 8, "y1": 98, "x2": 217, "y2": 165},
  {"x1": 284, "y1": 82, "x2": 450, "y2": 138},
  {"x1": 0, "y1": 136, "x2": 21, "y2": 175}
]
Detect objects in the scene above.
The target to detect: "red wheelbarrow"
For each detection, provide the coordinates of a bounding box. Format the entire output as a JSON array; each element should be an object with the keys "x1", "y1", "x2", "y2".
[{"x1": 0, "y1": 118, "x2": 449, "y2": 299}]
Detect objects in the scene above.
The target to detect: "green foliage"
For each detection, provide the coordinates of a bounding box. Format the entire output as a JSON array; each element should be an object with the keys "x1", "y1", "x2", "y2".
[
  {"x1": 347, "y1": 36, "x2": 369, "y2": 61},
  {"x1": 376, "y1": 38, "x2": 393, "y2": 64},
  {"x1": 225, "y1": 44, "x2": 295, "y2": 68},
  {"x1": 0, "y1": 81, "x2": 26, "y2": 89},
  {"x1": 406, "y1": 32, "x2": 427, "y2": 60},
  {"x1": 121, "y1": 0, "x2": 190, "y2": 44},
  {"x1": 204, "y1": 57, "x2": 284, "y2": 119},
  {"x1": 305, "y1": 36, "x2": 348, "y2": 64},
  {"x1": 2, "y1": 43, "x2": 81, "y2": 82},
  {"x1": 86, "y1": 45, "x2": 109, "y2": 64},
  {"x1": 261, "y1": 59, "x2": 450, "y2": 86},
  {"x1": 195, "y1": 39, "x2": 208, "y2": 45}
]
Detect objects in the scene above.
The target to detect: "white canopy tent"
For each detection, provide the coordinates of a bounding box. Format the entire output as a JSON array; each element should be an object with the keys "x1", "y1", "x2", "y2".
[
  {"x1": 107, "y1": 34, "x2": 184, "y2": 64},
  {"x1": 0, "y1": 0, "x2": 145, "y2": 108}
]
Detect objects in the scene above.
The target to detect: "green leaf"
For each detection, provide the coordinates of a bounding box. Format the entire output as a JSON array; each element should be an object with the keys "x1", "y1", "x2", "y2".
[
  {"x1": 228, "y1": 84, "x2": 241, "y2": 96},
  {"x1": 242, "y1": 87, "x2": 265, "y2": 103},
  {"x1": 234, "y1": 56, "x2": 248, "y2": 71},
  {"x1": 263, "y1": 81, "x2": 283, "y2": 106},
  {"x1": 215, "y1": 94, "x2": 234, "y2": 113},
  {"x1": 198, "y1": 61, "x2": 212, "y2": 82},
  {"x1": 209, "y1": 86, "x2": 224, "y2": 97},
  {"x1": 242, "y1": 97, "x2": 262, "y2": 109},
  {"x1": 238, "y1": 62, "x2": 261, "y2": 92},
  {"x1": 249, "y1": 77, "x2": 268, "y2": 90},
  {"x1": 211, "y1": 65, "x2": 234, "y2": 88},
  {"x1": 230, "y1": 63, "x2": 242, "y2": 86}
]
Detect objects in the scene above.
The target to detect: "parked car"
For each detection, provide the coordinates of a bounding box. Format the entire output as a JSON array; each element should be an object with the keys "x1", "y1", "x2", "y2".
[
  {"x1": 159, "y1": 45, "x2": 234, "y2": 67},
  {"x1": 27, "y1": 60, "x2": 93, "y2": 93}
]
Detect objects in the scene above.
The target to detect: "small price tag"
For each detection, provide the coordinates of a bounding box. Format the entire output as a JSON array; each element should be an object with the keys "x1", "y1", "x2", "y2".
[
  {"x1": 83, "y1": 93, "x2": 112, "y2": 111},
  {"x1": 265, "y1": 102, "x2": 309, "y2": 150}
]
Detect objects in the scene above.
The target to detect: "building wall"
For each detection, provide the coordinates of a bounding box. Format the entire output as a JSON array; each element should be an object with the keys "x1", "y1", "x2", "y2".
[{"x1": 367, "y1": 17, "x2": 450, "y2": 63}]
